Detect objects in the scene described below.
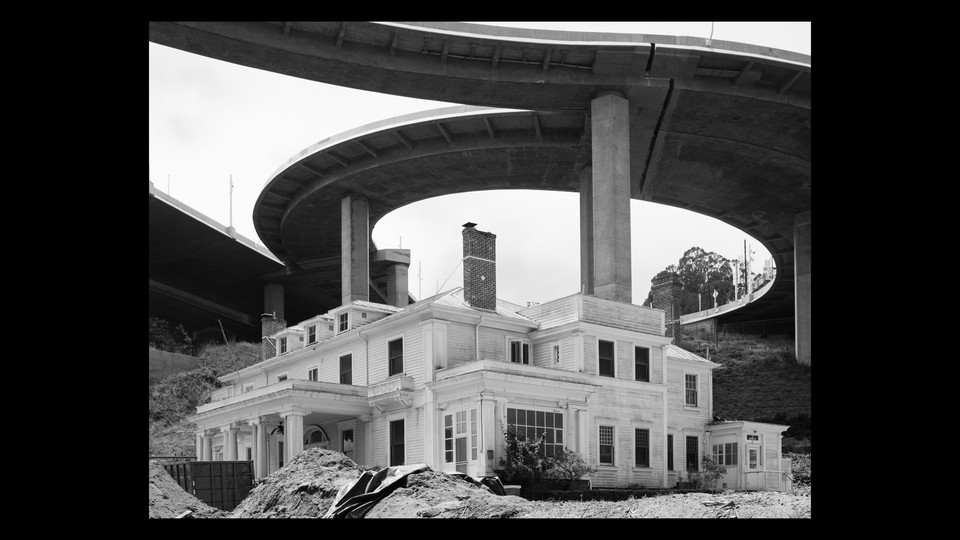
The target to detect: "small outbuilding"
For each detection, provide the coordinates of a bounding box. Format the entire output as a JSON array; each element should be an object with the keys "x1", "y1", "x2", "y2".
[{"x1": 705, "y1": 420, "x2": 791, "y2": 491}]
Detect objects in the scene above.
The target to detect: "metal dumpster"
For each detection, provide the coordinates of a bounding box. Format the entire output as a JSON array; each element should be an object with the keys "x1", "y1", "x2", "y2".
[{"x1": 162, "y1": 460, "x2": 254, "y2": 511}]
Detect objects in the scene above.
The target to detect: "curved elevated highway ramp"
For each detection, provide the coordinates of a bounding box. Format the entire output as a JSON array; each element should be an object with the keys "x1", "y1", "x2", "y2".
[{"x1": 149, "y1": 22, "x2": 810, "y2": 360}]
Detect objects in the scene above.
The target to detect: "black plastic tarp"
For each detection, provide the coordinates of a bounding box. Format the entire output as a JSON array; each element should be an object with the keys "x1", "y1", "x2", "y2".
[{"x1": 324, "y1": 464, "x2": 506, "y2": 518}]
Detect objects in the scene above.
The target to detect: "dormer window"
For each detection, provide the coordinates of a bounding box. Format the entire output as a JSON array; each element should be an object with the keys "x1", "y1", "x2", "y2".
[
  {"x1": 338, "y1": 312, "x2": 349, "y2": 333},
  {"x1": 279, "y1": 336, "x2": 287, "y2": 355},
  {"x1": 308, "y1": 325, "x2": 316, "y2": 344}
]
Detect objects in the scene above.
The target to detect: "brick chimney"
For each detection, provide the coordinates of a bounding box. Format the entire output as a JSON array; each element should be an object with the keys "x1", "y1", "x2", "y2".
[
  {"x1": 462, "y1": 223, "x2": 497, "y2": 311},
  {"x1": 650, "y1": 271, "x2": 682, "y2": 343},
  {"x1": 261, "y1": 312, "x2": 286, "y2": 360}
]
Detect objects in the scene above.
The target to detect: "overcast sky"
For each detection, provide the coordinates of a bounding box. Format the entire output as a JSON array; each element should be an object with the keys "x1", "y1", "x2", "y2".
[{"x1": 149, "y1": 21, "x2": 810, "y2": 308}]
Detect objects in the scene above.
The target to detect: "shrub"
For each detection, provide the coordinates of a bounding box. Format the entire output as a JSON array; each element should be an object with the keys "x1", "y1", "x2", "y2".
[
  {"x1": 695, "y1": 455, "x2": 726, "y2": 491},
  {"x1": 496, "y1": 423, "x2": 592, "y2": 498}
]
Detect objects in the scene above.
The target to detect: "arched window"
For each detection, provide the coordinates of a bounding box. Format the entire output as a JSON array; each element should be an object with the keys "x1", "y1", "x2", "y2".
[{"x1": 303, "y1": 425, "x2": 330, "y2": 449}]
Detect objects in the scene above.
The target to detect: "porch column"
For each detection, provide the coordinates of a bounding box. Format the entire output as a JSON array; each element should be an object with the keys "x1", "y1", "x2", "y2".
[
  {"x1": 281, "y1": 408, "x2": 307, "y2": 465},
  {"x1": 201, "y1": 431, "x2": 213, "y2": 461},
  {"x1": 223, "y1": 424, "x2": 238, "y2": 461},
  {"x1": 246, "y1": 418, "x2": 262, "y2": 478},
  {"x1": 590, "y1": 92, "x2": 632, "y2": 303},
  {"x1": 195, "y1": 432, "x2": 203, "y2": 461},
  {"x1": 478, "y1": 392, "x2": 496, "y2": 477},
  {"x1": 423, "y1": 386, "x2": 436, "y2": 467},
  {"x1": 256, "y1": 418, "x2": 268, "y2": 479}
]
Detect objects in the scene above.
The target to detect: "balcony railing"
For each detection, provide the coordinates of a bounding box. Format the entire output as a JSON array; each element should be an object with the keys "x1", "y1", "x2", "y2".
[{"x1": 367, "y1": 376, "x2": 415, "y2": 399}]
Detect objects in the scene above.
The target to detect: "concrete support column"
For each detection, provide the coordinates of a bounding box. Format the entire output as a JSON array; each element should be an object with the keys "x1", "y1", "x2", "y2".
[
  {"x1": 342, "y1": 194, "x2": 370, "y2": 305},
  {"x1": 281, "y1": 409, "x2": 307, "y2": 465},
  {"x1": 264, "y1": 282, "x2": 285, "y2": 321},
  {"x1": 794, "y1": 211, "x2": 811, "y2": 365},
  {"x1": 386, "y1": 263, "x2": 409, "y2": 307},
  {"x1": 579, "y1": 165, "x2": 594, "y2": 295},
  {"x1": 202, "y1": 432, "x2": 213, "y2": 461},
  {"x1": 590, "y1": 92, "x2": 632, "y2": 303},
  {"x1": 223, "y1": 425, "x2": 238, "y2": 461}
]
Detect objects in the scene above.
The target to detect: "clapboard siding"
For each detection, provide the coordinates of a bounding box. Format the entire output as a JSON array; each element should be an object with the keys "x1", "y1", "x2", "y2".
[
  {"x1": 406, "y1": 407, "x2": 425, "y2": 464},
  {"x1": 367, "y1": 327, "x2": 423, "y2": 385},
  {"x1": 559, "y1": 336, "x2": 577, "y2": 371},
  {"x1": 588, "y1": 386, "x2": 667, "y2": 488},
  {"x1": 478, "y1": 327, "x2": 506, "y2": 360},
  {"x1": 581, "y1": 295, "x2": 662, "y2": 335},
  {"x1": 447, "y1": 322, "x2": 476, "y2": 367},
  {"x1": 531, "y1": 340, "x2": 552, "y2": 367},
  {"x1": 582, "y1": 335, "x2": 597, "y2": 375}
]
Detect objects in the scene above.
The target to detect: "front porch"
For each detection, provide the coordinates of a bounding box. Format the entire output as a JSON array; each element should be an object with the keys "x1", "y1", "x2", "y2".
[{"x1": 189, "y1": 379, "x2": 374, "y2": 480}]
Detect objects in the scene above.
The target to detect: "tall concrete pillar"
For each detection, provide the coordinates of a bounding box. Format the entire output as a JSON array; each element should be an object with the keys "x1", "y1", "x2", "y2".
[
  {"x1": 386, "y1": 263, "x2": 409, "y2": 307},
  {"x1": 282, "y1": 409, "x2": 306, "y2": 465},
  {"x1": 590, "y1": 93, "x2": 632, "y2": 303},
  {"x1": 202, "y1": 432, "x2": 212, "y2": 461},
  {"x1": 342, "y1": 194, "x2": 370, "y2": 305},
  {"x1": 264, "y1": 282, "x2": 284, "y2": 321},
  {"x1": 579, "y1": 166, "x2": 594, "y2": 295},
  {"x1": 794, "y1": 211, "x2": 811, "y2": 365},
  {"x1": 224, "y1": 425, "x2": 238, "y2": 461}
]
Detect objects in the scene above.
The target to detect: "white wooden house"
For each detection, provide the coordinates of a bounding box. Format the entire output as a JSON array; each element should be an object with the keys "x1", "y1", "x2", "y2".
[{"x1": 188, "y1": 225, "x2": 790, "y2": 490}]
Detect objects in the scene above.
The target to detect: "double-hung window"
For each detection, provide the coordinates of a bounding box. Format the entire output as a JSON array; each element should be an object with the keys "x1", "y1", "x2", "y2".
[
  {"x1": 599, "y1": 425, "x2": 615, "y2": 465},
  {"x1": 667, "y1": 434, "x2": 674, "y2": 471},
  {"x1": 308, "y1": 367, "x2": 318, "y2": 381},
  {"x1": 338, "y1": 312, "x2": 348, "y2": 333},
  {"x1": 685, "y1": 374, "x2": 698, "y2": 406},
  {"x1": 388, "y1": 338, "x2": 403, "y2": 376},
  {"x1": 509, "y1": 339, "x2": 529, "y2": 364},
  {"x1": 307, "y1": 325, "x2": 316, "y2": 344},
  {"x1": 634, "y1": 428, "x2": 650, "y2": 467},
  {"x1": 686, "y1": 436, "x2": 699, "y2": 471},
  {"x1": 634, "y1": 346, "x2": 649, "y2": 382},
  {"x1": 279, "y1": 336, "x2": 287, "y2": 355},
  {"x1": 389, "y1": 419, "x2": 405, "y2": 466},
  {"x1": 340, "y1": 354, "x2": 352, "y2": 385},
  {"x1": 599, "y1": 340, "x2": 615, "y2": 377}
]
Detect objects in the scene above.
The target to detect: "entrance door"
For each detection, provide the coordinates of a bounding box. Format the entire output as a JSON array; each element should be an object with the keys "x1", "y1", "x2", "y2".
[{"x1": 745, "y1": 445, "x2": 761, "y2": 490}]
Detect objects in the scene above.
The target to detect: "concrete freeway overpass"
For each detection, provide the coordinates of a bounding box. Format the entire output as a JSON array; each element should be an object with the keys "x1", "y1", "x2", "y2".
[{"x1": 148, "y1": 21, "x2": 810, "y2": 363}]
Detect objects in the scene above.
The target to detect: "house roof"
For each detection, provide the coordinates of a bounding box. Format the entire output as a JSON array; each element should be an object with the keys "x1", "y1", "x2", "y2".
[
  {"x1": 663, "y1": 344, "x2": 714, "y2": 365},
  {"x1": 429, "y1": 287, "x2": 535, "y2": 322},
  {"x1": 335, "y1": 300, "x2": 404, "y2": 315}
]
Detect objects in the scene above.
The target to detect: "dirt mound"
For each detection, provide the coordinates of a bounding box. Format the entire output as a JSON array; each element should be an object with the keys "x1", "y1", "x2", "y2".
[
  {"x1": 364, "y1": 470, "x2": 532, "y2": 519},
  {"x1": 229, "y1": 447, "x2": 364, "y2": 518},
  {"x1": 516, "y1": 490, "x2": 811, "y2": 518},
  {"x1": 148, "y1": 461, "x2": 224, "y2": 519}
]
